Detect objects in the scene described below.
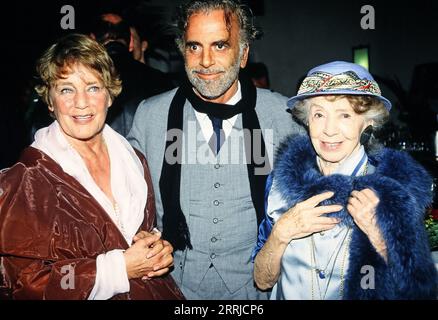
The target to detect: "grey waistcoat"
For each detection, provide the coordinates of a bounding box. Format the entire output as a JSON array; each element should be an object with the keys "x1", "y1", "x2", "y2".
[
  {"x1": 175, "y1": 107, "x2": 260, "y2": 293},
  {"x1": 128, "y1": 87, "x2": 304, "y2": 296}
]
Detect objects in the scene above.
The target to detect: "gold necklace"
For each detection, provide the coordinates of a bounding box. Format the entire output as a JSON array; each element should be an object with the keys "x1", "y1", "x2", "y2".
[
  {"x1": 339, "y1": 230, "x2": 353, "y2": 298},
  {"x1": 310, "y1": 227, "x2": 352, "y2": 300},
  {"x1": 311, "y1": 230, "x2": 346, "y2": 280},
  {"x1": 309, "y1": 159, "x2": 368, "y2": 299}
]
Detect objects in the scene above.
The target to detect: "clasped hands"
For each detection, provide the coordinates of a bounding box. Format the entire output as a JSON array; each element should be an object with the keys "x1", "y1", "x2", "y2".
[
  {"x1": 123, "y1": 229, "x2": 174, "y2": 281},
  {"x1": 273, "y1": 189, "x2": 387, "y2": 261}
]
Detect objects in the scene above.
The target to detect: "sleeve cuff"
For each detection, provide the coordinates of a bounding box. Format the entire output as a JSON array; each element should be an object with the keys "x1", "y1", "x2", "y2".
[{"x1": 88, "y1": 249, "x2": 130, "y2": 300}]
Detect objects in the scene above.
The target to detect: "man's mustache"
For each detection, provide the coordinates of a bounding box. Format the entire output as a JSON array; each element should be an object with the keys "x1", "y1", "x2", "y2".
[{"x1": 190, "y1": 68, "x2": 225, "y2": 75}]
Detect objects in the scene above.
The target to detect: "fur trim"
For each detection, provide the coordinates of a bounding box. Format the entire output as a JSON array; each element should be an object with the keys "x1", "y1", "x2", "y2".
[{"x1": 273, "y1": 135, "x2": 437, "y2": 299}]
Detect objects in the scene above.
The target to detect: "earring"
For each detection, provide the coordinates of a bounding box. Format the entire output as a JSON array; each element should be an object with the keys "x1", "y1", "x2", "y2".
[{"x1": 360, "y1": 125, "x2": 373, "y2": 145}]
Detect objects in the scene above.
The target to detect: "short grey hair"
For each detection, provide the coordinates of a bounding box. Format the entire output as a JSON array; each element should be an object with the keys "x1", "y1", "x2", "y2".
[
  {"x1": 174, "y1": 0, "x2": 260, "y2": 53},
  {"x1": 291, "y1": 95, "x2": 389, "y2": 129}
]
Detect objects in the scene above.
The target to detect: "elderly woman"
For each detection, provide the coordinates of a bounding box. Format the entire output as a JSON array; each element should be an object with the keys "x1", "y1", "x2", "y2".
[
  {"x1": 253, "y1": 61, "x2": 437, "y2": 299},
  {"x1": 0, "y1": 34, "x2": 184, "y2": 300}
]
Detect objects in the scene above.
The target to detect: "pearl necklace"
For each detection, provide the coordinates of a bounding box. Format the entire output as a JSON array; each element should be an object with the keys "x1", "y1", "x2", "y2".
[
  {"x1": 113, "y1": 201, "x2": 127, "y2": 239},
  {"x1": 101, "y1": 139, "x2": 126, "y2": 237},
  {"x1": 67, "y1": 138, "x2": 127, "y2": 239}
]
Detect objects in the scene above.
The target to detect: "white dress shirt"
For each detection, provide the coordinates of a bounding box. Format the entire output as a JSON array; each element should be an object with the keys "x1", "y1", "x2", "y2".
[{"x1": 193, "y1": 81, "x2": 242, "y2": 143}]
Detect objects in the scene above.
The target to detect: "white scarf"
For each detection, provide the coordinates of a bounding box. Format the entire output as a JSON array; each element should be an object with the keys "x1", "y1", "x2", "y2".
[{"x1": 31, "y1": 121, "x2": 147, "y2": 245}]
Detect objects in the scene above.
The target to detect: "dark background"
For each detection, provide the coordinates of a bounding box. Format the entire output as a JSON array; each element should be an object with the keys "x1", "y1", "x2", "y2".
[{"x1": 4, "y1": 0, "x2": 438, "y2": 187}]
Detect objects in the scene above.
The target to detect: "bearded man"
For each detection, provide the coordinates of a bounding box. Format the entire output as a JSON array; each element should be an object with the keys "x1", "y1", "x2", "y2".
[{"x1": 128, "y1": 0, "x2": 303, "y2": 299}]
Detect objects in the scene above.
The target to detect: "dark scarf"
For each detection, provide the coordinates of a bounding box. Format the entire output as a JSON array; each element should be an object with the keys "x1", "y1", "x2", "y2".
[{"x1": 160, "y1": 74, "x2": 269, "y2": 251}]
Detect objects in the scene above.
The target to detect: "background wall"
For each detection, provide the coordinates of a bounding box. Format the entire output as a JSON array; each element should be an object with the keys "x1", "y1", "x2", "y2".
[
  {"x1": 146, "y1": 0, "x2": 438, "y2": 98},
  {"x1": 5, "y1": 0, "x2": 438, "y2": 168},
  {"x1": 12, "y1": 0, "x2": 438, "y2": 98}
]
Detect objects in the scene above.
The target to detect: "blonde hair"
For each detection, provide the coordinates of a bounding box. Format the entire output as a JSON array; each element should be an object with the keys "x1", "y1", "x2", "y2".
[{"x1": 35, "y1": 33, "x2": 122, "y2": 108}]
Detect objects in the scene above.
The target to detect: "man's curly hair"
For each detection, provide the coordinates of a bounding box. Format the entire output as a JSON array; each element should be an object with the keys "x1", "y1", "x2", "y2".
[{"x1": 174, "y1": 0, "x2": 261, "y2": 54}]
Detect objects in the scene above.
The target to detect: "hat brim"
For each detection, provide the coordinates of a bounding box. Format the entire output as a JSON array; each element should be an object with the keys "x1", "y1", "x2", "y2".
[{"x1": 287, "y1": 90, "x2": 392, "y2": 110}]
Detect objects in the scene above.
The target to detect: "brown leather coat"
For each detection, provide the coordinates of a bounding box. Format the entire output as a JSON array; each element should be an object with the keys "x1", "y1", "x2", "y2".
[{"x1": 0, "y1": 147, "x2": 184, "y2": 300}]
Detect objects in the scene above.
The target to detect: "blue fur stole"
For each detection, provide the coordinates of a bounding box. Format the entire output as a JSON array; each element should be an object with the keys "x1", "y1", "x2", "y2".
[{"x1": 273, "y1": 135, "x2": 437, "y2": 299}]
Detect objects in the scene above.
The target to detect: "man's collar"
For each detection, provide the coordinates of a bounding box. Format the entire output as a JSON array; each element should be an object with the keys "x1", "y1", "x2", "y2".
[
  {"x1": 191, "y1": 80, "x2": 242, "y2": 106},
  {"x1": 225, "y1": 81, "x2": 242, "y2": 105}
]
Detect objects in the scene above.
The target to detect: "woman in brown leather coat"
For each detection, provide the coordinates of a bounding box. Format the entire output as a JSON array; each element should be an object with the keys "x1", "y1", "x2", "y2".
[{"x1": 0, "y1": 33, "x2": 184, "y2": 300}]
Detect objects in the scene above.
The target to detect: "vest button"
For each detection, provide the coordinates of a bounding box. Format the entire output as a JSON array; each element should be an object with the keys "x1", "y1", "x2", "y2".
[
  {"x1": 211, "y1": 237, "x2": 217, "y2": 243},
  {"x1": 214, "y1": 182, "x2": 220, "y2": 188},
  {"x1": 214, "y1": 164, "x2": 220, "y2": 169},
  {"x1": 213, "y1": 218, "x2": 219, "y2": 224},
  {"x1": 210, "y1": 253, "x2": 216, "y2": 259},
  {"x1": 213, "y1": 200, "x2": 220, "y2": 206}
]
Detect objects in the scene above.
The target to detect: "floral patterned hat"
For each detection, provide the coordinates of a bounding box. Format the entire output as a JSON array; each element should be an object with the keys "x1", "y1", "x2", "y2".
[{"x1": 287, "y1": 61, "x2": 392, "y2": 110}]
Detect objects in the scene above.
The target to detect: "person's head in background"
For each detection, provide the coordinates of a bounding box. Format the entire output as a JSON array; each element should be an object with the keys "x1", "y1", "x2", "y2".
[
  {"x1": 247, "y1": 62, "x2": 270, "y2": 89},
  {"x1": 174, "y1": 0, "x2": 260, "y2": 103},
  {"x1": 123, "y1": 3, "x2": 171, "y2": 66},
  {"x1": 129, "y1": 25, "x2": 148, "y2": 64},
  {"x1": 91, "y1": 13, "x2": 140, "y2": 58}
]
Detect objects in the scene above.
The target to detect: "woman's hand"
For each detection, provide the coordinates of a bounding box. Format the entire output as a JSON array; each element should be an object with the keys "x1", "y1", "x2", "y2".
[
  {"x1": 272, "y1": 191, "x2": 342, "y2": 245},
  {"x1": 347, "y1": 188, "x2": 387, "y2": 262},
  {"x1": 124, "y1": 230, "x2": 174, "y2": 280},
  {"x1": 254, "y1": 191, "x2": 341, "y2": 290},
  {"x1": 135, "y1": 230, "x2": 174, "y2": 280}
]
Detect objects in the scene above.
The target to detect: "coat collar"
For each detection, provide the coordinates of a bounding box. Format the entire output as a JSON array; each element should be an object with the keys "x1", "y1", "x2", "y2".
[{"x1": 272, "y1": 135, "x2": 433, "y2": 225}]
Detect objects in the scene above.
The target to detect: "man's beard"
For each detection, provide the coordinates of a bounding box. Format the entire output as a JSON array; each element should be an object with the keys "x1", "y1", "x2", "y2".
[{"x1": 186, "y1": 53, "x2": 242, "y2": 100}]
